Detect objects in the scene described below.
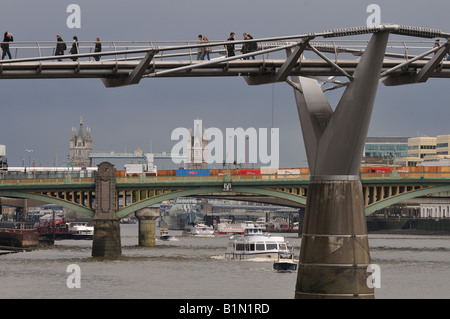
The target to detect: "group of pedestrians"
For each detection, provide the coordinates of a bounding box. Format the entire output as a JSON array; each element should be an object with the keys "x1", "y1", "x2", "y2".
[
  {"x1": 55, "y1": 34, "x2": 102, "y2": 61},
  {"x1": 196, "y1": 32, "x2": 258, "y2": 60},
  {"x1": 240, "y1": 33, "x2": 257, "y2": 59},
  {"x1": 0, "y1": 31, "x2": 102, "y2": 62},
  {"x1": 224, "y1": 32, "x2": 258, "y2": 58},
  {"x1": 196, "y1": 34, "x2": 212, "y2": 60}
]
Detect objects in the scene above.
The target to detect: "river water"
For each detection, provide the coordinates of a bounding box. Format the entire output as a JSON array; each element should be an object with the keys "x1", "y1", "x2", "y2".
[{"x1": 1, "y1": 224, "x2": 449, "y2": 299}]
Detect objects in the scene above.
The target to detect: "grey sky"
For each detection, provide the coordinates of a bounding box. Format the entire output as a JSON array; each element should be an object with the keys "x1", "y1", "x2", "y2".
[{"x1": 1, "y1": 0, "x2": 449, "y2": 169}]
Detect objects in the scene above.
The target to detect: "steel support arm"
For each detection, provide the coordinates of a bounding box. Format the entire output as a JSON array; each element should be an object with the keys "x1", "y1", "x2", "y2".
[
  {"x1": 292, "y1": 32, "x2": 389, "y2": 176},
  {"x1": 416, "y1": 42, "x2": 450, "y2": 83},
  {"x1": 128, "y1": 50, "x2": 158, "y2": 85},
  {"x1": 308, "y1": 43, "x2": 354, "y2": 81},
  {"x1": 274, "y1": 40, "x2": 311, "y2": 82},
  {"x1": 102, "y1": 50, "x2": 158, "y2": 87}
]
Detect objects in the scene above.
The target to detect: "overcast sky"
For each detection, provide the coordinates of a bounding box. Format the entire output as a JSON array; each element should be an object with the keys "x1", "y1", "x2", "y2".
[{"x1": 1, "y1": 0, "x2": 449, "y2": 169}]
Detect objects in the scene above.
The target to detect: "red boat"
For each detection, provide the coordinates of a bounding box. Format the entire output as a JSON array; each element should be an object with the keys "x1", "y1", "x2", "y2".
[
  {"x1": 0, "y1": 222, "x2": 39, "y2": 248},
  {"x1": 37, "y1": 220, "x2": 72, "y2": 239}
]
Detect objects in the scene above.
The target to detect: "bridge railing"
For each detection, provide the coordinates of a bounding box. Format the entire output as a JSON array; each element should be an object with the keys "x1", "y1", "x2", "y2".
[
  {"x1": 0, "y1": 39, "x2": 442, "y2": 65},
  {"x1": 116, "y1": 173, "x2": 311, "y2": 183},
  {"x1": 361, "y1": 172, "x2": 450, "y2": 179},
  {"x1": 0, "y1": 170, "x2": 94, "y2": 180}
]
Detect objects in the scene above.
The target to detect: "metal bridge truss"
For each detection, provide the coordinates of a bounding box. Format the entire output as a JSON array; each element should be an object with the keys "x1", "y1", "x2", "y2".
[
  {"x1": 0, "y1": 24, "x2": 449, "y2": 88},
  {"x1": 1, "y1": 175, "x2": 450, "y2": 219}
]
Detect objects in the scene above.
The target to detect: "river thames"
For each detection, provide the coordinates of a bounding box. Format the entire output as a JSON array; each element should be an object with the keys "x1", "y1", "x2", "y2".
[{"x1": 1, "y1": 224, "x2": 449, "y2": 299}]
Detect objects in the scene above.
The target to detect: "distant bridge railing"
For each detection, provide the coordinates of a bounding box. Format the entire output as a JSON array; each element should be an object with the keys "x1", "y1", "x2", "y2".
[
  {"x1": 361, "y1": 172, "x2": 450, "y2": 179},
  {"x1": 2, "y1": 171, "x2": 450, "y2": 185}
]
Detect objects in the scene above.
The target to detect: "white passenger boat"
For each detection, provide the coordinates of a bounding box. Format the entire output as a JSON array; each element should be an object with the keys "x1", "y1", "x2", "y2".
[
  {"x1": 215, "y1": 219, "x2": 261, "y2": 235},
  {"x1": 225, "y1": 227, "x2": 293, "y2": 260},
  {"x1": 182, "y1": 223, "x2": 215, "y2": 237},
  {"x1": 68, "y1": 222, "x2": 94, "y2": 240}
]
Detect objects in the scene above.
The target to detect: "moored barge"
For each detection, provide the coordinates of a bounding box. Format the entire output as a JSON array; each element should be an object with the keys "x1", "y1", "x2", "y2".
[{"x1": 0, "y1": 222, "x2": 39, "y2": 248}]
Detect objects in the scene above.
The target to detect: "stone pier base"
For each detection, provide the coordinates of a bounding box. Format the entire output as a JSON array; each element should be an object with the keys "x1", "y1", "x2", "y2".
[
  {"x1": 295, "y1": 177, "x2": 374, "y2": 299},
  {"x1": 92, "y1": 219, "x2": 122, "y2": 257},
  {"x1": 135, "y1": 207, "x2": 160, "y2": 247}
]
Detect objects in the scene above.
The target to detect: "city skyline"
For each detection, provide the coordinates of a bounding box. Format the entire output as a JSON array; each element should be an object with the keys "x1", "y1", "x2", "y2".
[{"x1": 1, "y1": 0, "x2": 450, "y2": 168}]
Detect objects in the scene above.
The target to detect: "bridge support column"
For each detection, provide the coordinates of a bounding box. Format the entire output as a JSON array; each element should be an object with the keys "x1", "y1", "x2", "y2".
[
  {"x1": 295, "y1": 176, "x2": 373, "y2": 298},
  {"x1": 290, "y1": 31, "x2": 390, "y2": 298},
  {"x1": 92, "y1": 219, "x2": 122, "y2": 257},
  {"x1": 135, "y1": 207, "x2": 159, "y2": 247},
  {"x1": 92, "y1": 162, "x2": 122, "y2": 257}
]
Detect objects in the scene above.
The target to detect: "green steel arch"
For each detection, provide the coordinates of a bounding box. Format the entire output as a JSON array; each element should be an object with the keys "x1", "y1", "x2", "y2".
[
  {"x1": 365, "y1": 184, "x2": 450, "y2": 216},
  {"x1": 116, "y1": 186, "x2": 307, "y2": 219},
  {"x1": 3, "y1": 180, "x2": 449, "y2": 220},
  {"x1": 0, "y1": 190, "x2": 95, "y2": 218}
]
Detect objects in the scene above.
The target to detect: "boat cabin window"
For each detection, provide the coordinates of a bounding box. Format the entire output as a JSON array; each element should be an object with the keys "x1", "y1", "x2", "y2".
[
  {"x1": 245, "y1": 228, "x2": 262, "y2": 235},
  {"x1": 266, "y1": 241, "x2": 277, "y2": 250},
  {"x1": 278, "y1": 243, "x2": 287, "y2": 250},
  {"x1": 255, "y1": 242, "x2": 265, "y2": 251}
]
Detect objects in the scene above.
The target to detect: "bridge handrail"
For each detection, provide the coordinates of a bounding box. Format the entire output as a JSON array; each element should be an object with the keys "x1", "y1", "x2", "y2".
[
  {"x1": 115, "y1": 174, "x2": 311, "y2": 183},
  {"x1": 361, "y1": 172, "x2": 450, "y2": 179},
  {"x1": 0, "y1": 38, "x2": 445, "y2": 66}
]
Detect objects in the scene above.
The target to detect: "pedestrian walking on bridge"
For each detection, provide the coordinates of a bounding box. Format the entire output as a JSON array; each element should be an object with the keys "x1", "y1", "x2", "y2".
[
  {"x1": 55, "y1": 34, "x2": 67, "y2": 62},
  {"x1": 1, "y1": 32, "x2": 14, "y2": 60}
]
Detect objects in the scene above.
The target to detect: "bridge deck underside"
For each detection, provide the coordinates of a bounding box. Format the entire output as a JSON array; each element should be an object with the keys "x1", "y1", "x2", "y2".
[{"x1": 0, "y1": 59, "x2": 449, "y2": 79}]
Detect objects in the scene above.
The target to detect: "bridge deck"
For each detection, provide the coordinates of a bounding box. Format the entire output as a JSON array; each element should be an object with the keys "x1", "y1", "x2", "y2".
[{"x1": 0, "y1": 59, "x2": 449, "y2": 80}]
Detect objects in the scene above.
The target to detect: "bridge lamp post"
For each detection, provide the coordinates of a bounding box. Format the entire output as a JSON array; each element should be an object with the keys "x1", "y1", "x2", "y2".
[{"x1": 64, "y1": 157, "x2": 75, "y2": 176}]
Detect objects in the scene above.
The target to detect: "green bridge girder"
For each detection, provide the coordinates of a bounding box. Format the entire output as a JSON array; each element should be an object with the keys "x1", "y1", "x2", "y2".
[
  {"x1": 364, "y1": 184, "x2": 450, "y2": 216},
  {"x1": 0, "y1": 189, "x2": 96, "y2": 218},
  {"x1": 1, "y1": 176, "x2": 450, "y2": 218},
  {"x1": 115, "y1": 185, "x2": 308, "y2": 219}
]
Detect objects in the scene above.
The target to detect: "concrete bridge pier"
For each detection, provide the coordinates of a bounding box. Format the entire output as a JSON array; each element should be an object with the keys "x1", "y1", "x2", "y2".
[
  {"x1": 92, "y1": 162, "x2": 122, "y2": 257},
  {"x1": 290, "y1": 31, "x2": 390, "y2": 298},
  {"x1": 135, "y1": 207, "x2": 160, "y2": 247},
  {"x1": 296, "y1": 176, "x2": 373, "y2": 298},
  {"x1": 92, "y1": 219, "x2": 122, "y2": 257}
]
